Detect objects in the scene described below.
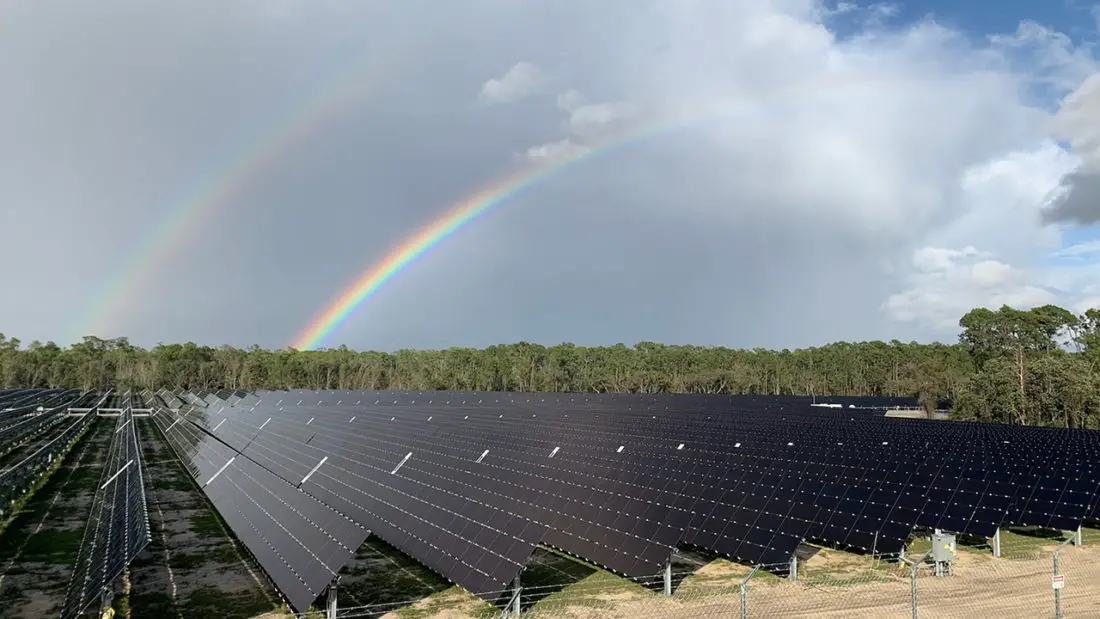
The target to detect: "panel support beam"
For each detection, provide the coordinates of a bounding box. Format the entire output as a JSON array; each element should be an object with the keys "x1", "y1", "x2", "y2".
[
  {"x1": 788, "y1": 554, "x2": 798, "y2": 581},
  {"x1": 992, "y1": 528, "x2": 1001, "y2": 558},
  {"x1": 663, "y1": 559, "x2": 672, "y2": 596},
  {"x1": 1073, "y1": 525, "x2": 1083, "y2": 547}
]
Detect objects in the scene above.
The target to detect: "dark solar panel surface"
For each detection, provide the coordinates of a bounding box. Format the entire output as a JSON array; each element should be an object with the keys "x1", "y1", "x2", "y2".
[
  {"x1": 153, "y1": 407, "x2": 369, "y2": 612},
  {"x1": 150, "y1": 388, "x2": 1100, "y2": 610}
]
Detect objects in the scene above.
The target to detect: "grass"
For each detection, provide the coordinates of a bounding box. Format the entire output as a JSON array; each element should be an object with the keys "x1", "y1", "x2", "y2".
[
  {"x1": 336, "y1": 537, "x2": 452, "y2": 614},
  {"x1": 188, "y1": 513, "x2": 224, "y2": 537},
  {"x1": 176, "y1": 587, "x2": 274, "y2": 619},
  {"x1": 129, "y1": 592, "x2": 175, "y2": 619},
  {"x1": 0, "y1": 584, "x2": 27, "y2": 607},
  {"x1": 17, "y1": 529, "x2": 84, "y2": 564},
  {"x1": 113, "y1": 592, "x2": 131, "y2": 618}
]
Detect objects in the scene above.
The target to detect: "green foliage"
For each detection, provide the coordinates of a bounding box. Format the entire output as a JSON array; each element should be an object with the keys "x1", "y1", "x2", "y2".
[
  {"x1": 953, "y1": 305, "x2": 1100, "y2": 426},
  {"x1": 0, "y1": 302, "x2": 1097, "y2": 425}
]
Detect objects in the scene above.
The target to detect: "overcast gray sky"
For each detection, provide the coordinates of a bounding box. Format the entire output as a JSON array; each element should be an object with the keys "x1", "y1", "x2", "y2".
[{"x1": 2, "y1": 0, "x2": 1099, "y2": 351}]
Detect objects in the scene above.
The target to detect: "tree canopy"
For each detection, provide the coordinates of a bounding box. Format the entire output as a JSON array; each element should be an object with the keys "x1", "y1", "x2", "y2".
[{"x1": 2, "y1": 304, "x2": 1097, "y2": 426}]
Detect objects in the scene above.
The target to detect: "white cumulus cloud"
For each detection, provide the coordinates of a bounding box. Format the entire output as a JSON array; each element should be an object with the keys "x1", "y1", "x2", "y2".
[
  {"x1": 478, "y1": 61, "x2": 547, "y2": 105},
  {"x1": 520, "y1": 89, "x2": 636, "y2": 162},
  {"x1": 519, "y1": 139, "x2": 589, "y2": 164},
  {"x1": 883, "y1": 248, "x2": 1058, "y2": 331}
]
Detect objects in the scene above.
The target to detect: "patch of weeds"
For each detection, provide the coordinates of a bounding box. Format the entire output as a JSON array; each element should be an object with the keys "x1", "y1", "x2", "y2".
[
  {"x1": 189, "y1": 513, "x2": 223, "y2": 537},
  {"x1": 65, "y1": 465, "x2": 101, "y2": 489},
  {"x1": 180, "y1": 587, "x2": 275, "y2": 619},
  {"x1": 20, "y1": 529, "x2": 84, "y2": 563},
  {"x1": 0, "y1": 584, "x2": 28, "y2": 606},
  {"x1": 113, "y1": 594, "x2": 131, "y2": 617},
  {"x1": 155, "y1": 477, "x2": 195, "y2": 493},
  {"x1": 207, "y1": 545, "x2": 240, "y2": 565},
  {"x1": 129, "y1": 592, "x2": 176, "y2": 619},
  {"x1": 169, "y1": 551, "x2": 208, "y2": 570}
]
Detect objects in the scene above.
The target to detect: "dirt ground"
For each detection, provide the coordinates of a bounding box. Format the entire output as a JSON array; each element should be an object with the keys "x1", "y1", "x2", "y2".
[
  {"x1": 358, "y1": 540, "x2": 1100, "y2": 619},
  {"x1": 0, "y1": 417, "x2": 107, "y2": 619},
  {"x1": 128, "y1": 419, "x2": 281, "y2": 619}
]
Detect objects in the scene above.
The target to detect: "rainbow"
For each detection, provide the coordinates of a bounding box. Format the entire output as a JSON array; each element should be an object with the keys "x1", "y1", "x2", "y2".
[
  {"x1": 291, "y1": 73, "x2": 908, "y2": 350},
  {"x1": 72, "y1": 46, "x2": 406, "y2": 343},
  {"x1": 291, "y1": 109, "x2": 709, "y2": 350}
]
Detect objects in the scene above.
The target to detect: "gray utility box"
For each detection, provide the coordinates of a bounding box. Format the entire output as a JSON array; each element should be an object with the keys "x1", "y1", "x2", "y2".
[{"x1": 931, "y1": 532, "x2": 958, "y2": 564}]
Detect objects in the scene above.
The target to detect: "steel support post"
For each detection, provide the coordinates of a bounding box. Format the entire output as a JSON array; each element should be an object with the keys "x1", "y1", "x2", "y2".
[
  {"x1": 1073, "y1": 526, "x2": 1083, "y2": 547},
  {"x1": 663, "y1": 560, "x2": 672, "y2": 596},
  {"x1": 992, "y1": 528, "x2": 1002, "y2": 557},
  {"x1": 326, "y1": 579, "x2": 338, "y2": 619},
  {"x1": 789, "y1": 553, "x2": 798, "y2": 581},
  {"x1": 511, "y1": 574, "x2": 521, "y2": 616}
]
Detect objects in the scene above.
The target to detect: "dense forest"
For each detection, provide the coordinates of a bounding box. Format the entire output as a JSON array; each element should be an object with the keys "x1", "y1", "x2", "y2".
[{"x1": 2, "y1": 305, "x2": 1098, "y2": 427}]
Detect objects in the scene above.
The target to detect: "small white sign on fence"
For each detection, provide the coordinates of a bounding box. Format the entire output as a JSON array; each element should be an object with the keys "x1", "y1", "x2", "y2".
[{"x1": 1052, "y1": 575, "x2": 1065, "y2": 590}]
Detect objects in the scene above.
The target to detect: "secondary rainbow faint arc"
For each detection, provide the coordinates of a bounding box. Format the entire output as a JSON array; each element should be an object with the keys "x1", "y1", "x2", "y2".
[{"x1": 73, "y1": 48, "x2": 407, "y2": 343}]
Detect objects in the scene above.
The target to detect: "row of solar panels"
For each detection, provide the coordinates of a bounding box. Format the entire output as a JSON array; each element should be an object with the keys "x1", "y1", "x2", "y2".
[
  {"x1": 61, "y1": 410, "x2": 151, "y2": 619},
  {"x1": 261, "y1": 389, "x2": 919, "y2": 411},
  {"x1": 145, "y1": 388, "x2": 1100, "y2": 613},
  {"x1": 0, "y1": 390, "x2": 90, "y2": 458}
]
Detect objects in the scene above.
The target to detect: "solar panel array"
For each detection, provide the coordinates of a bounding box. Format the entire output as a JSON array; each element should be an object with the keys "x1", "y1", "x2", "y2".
[
  {"x1": 62, "y1": 410, "x2": 151, "y2": 619},
  {"x1": 152, "y1": 402, "x2": 369, "y2": 613},
  {"x1": 0, "y1": 389, "x2": 83, "y2": 456},
  {"x1": 147, "y1": 388, "x2": 1100, "y2": 612},
  {"x1": 0, "y1": 411, "x2": 95, "y2": 518}
]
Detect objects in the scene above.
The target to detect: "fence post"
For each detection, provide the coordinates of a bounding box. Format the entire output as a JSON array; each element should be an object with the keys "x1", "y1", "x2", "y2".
[
  {"x1": 1054, "y1": 536, "x2": 1072, "y2": 619},
  {"x1": 900, "y1": 550, "x2": 930, "y2": 619},
  {"x1": 739, "y1": 565, "x2": 759, "y2": 619}
]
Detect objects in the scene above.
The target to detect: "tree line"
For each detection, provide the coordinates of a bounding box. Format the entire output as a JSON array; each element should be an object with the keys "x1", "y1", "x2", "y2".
[{"x1": 1, "y1": 305, "x2": 1097, "y2": 427}]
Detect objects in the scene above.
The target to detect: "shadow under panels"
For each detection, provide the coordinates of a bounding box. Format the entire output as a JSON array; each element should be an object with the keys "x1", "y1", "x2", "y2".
[{"x1": 153, "y1": 411, "x2": 368, "y2": 613}]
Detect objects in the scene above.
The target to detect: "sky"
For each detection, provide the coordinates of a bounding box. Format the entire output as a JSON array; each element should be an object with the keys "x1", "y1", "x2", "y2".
[{"x1": 1, "y1": 0, "x2": 1099, "y2": 352}]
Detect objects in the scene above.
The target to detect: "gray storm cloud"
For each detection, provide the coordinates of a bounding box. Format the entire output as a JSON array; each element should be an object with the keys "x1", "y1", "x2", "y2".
[
  {"x1": 1044, "y1": 72, "x2": 1100, "y2": 225},
  {"x1": 0, "y1": 0, "x2": 1097, "y2": 349}
]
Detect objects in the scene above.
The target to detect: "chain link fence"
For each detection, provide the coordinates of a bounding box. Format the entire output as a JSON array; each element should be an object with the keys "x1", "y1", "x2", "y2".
[{"x1": 288, "y1": 529, "x2": 1100, "y2": 619}]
